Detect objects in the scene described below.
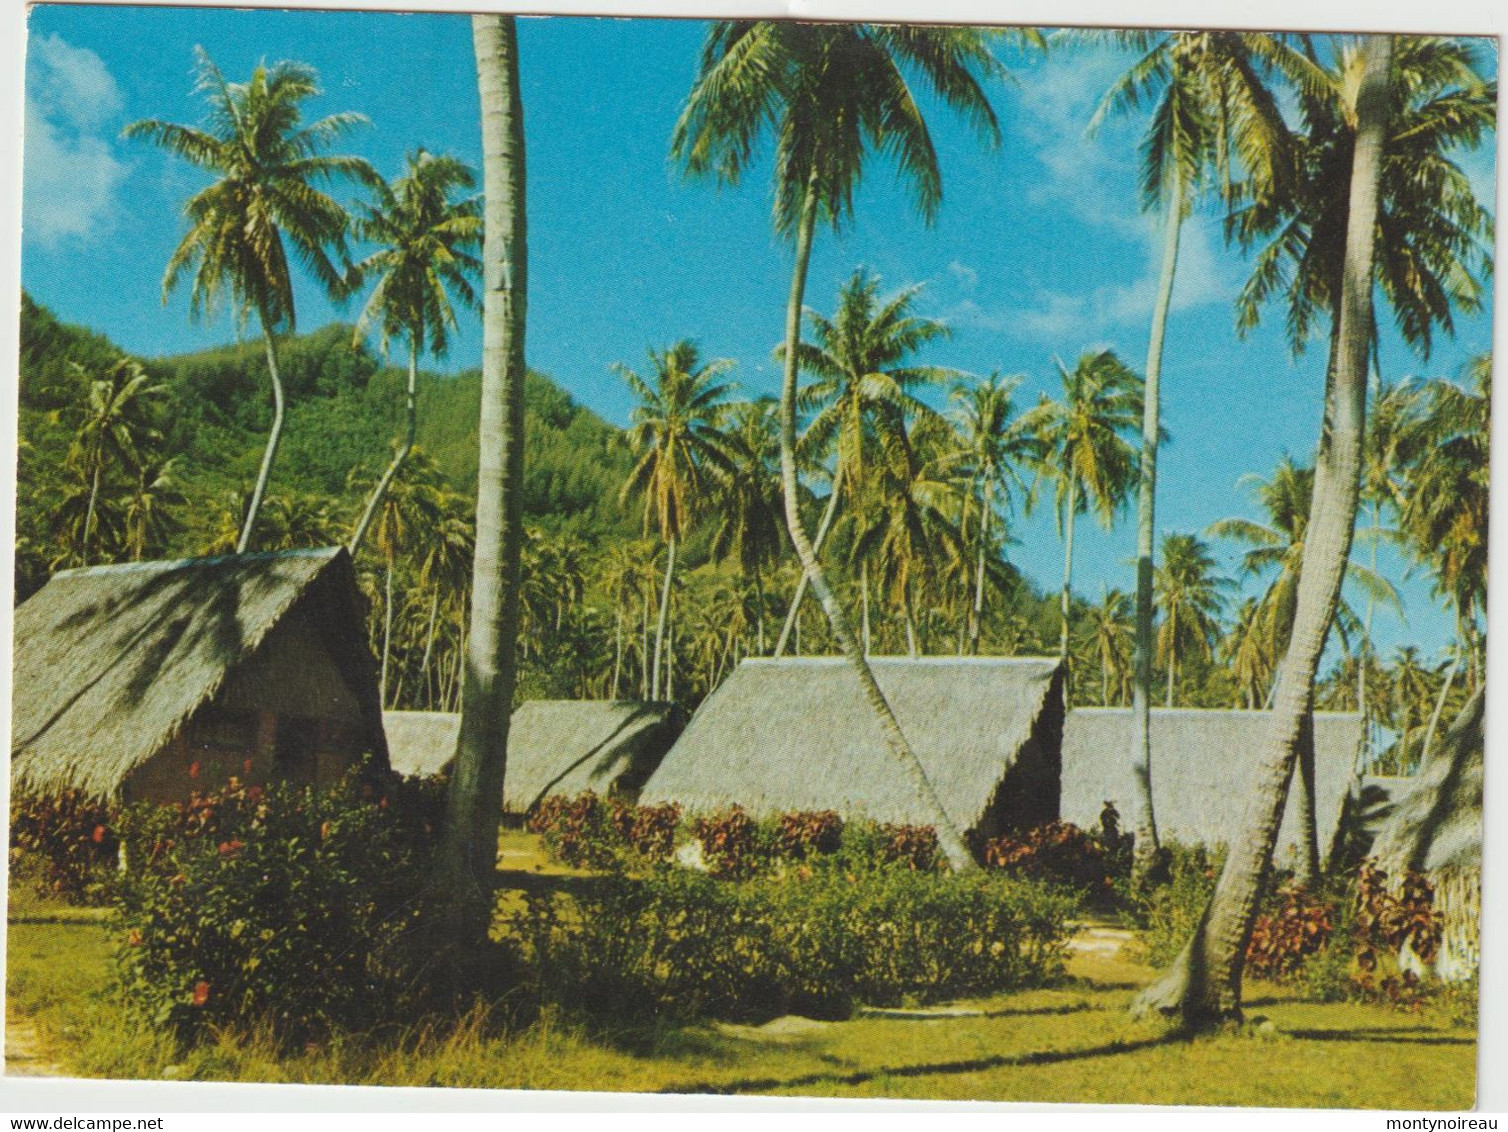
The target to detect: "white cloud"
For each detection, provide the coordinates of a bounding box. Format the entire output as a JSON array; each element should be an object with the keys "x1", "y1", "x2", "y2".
[
  {"x1": 23, "y1": 33, "x2": 129, "y2": 247},
  {"x1": 947, "y1": 260, "x2": 979, "y2": 290}
]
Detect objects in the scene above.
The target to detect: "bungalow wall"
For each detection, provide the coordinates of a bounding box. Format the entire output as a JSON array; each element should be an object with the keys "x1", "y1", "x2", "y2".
[{"x1": 119, "y1": 605, "x2": 377, "y2": 806}]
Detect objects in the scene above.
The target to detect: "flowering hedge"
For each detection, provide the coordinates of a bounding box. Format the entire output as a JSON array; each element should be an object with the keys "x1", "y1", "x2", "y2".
[{"x1": 112, "y1": 773, "x2": 443, "y2": 1044}]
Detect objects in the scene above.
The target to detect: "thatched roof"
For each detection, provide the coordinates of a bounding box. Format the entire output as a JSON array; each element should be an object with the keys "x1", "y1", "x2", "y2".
[
  {"x1": 1060, "y1": 708, "x2": 1363, "y2": 861},
  {"x1": 1371, "y1": 690, "x2": 1483, "y2": 875},
  {"x1": 382, "y1": 711, "x2": 461, "y2": 778},
  {"x1": 11, "y1": 548, "x2": 385, "y2": 799},
  {"x1": 382, "y1": 702, "x2": 685, "y2": 812},
  {"x1": 503, "y1": 701, "x2": 685, "y2": 812},
  {"x1": 640, "y1": 657, "x2": 1065, "y2": 832}
]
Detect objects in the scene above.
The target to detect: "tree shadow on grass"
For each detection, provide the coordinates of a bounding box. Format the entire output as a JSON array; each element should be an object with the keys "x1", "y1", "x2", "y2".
[
  {"x1": 660, "y1": 1031, "x2": 1180, "y2": 1096},
  {"x1": 857, "y1": 1001, "x2": 1102, "y2": 1022},
  {"x1": 1285, "y1": 1026, "x2": 1474, "y2": 1047}
]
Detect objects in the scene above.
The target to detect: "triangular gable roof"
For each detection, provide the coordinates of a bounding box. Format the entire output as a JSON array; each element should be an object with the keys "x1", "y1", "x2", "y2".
[
  {"x1": 641, "y1": 656, "x2": 1064, "y2": 831},
  {"x1": 1059, "y1": 707, "x2": 1363, "y2": 862}
]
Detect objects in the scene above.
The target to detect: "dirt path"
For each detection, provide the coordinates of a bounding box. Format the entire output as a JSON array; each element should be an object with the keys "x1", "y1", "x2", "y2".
[{"x1": 4, "y1": 1009, "x2": 66, "y2": 1078}]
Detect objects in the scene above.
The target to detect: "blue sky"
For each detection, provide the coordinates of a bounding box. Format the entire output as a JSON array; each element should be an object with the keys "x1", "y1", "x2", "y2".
[{"x1": 19, "y1": 6, "x2": 1499, "y2": 664}]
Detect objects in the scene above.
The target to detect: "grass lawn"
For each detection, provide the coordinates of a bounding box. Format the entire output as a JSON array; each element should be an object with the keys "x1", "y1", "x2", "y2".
[{"x1": 5, "y1": 872, "x2": 1479, "y2": 1108}]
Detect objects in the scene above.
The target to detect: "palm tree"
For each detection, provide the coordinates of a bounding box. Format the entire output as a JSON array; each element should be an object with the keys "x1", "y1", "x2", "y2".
[
  {"x1": 947, "y1": 373, "x2": 1041, "y2": 654},
  {"x1": 1210, "y1": 455, "x2": 1394, "y2": 684},
  {"x1": 1154, "y1": 533, "x2": 1230, "y2": 707},
  {"x1": 1024, "y1": 349, "x2": 1143, "y2": 666},
  {"x1": 1080, "y1": 587, "x2": 1135, "y2": 706},
  {"x1": 122, "y1": 455, "x2": 186, "y2": 562},
  {"x1": 1355, "y1": 375, "x2": 1427, "y2": 751},
  {"x1": 773, "y1": 269, "x2": 960, "y2": 655},
  {"x1": 1388, "y1": 645, "x2": 1435, "y2": 773},
  {"x1": 65, "y1": 357, "x2": 164, "y2": 565},
  {"x1": 1224, "y1": 597, "x2": 1274, "y2": 710},
  {"x1": 415, "y1": 489, "x2": 475, "y2": 709},
  {"x1": 124, "y1": 49, "x2": 374, "y2": 552},
  {"x1": 348, "y1": 149, "x2": 483, "y2": 555},
  {"x1": 710, "y1": 399, "x2": 786, "y2": 655},
  {"x1": 1134, "y1": 33, "x2": 1394, "y2": 1028},
  {"x1": 673, "y1": 20, "x2": 1032, "y2": 872},
  {"x1": 1088, "y1": 27, "x2": 1303, "y2": 875},
  {"x1": 1404, "y1": 355, "x2": 1490, "y2": 758},
  {"x1": 1230, "y1": 37, "x2": 1494, "y2": 365},
  {"x1": 850, "y1": 415, "x2": 965, "y2": 657},
  {"x1": 442, "y1": 14, "x2": 530, "y2": 920},
  {"x1": 617, "y1": 340, "x2": 737, "y2": 700}
]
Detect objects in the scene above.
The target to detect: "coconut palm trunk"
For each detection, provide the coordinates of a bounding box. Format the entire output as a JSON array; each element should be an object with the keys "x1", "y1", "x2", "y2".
[
  {"x1": 238, "y1": 321, "x2": 287, "y2": 553},
  {"x1": 381, "y1": 557, "x2": 395, "y2": 706},
  {"x1": 83, "y1": 460, "x2": 103, "y2": 564},
  {"x1": 774, "y1": 463, "x2": 843, "y2": 657},
  {"x1": 350, "y1": 337, "x2": 420, "y2": 555},
  {"x1": 1132, "y1": 34, "x2": 1391, "y2": 1027},
  {"x1": 1420, "y1": 641, "x2": 1460, "y2": 762},
  {"x1": 779, "y1": 174, "x2": 974, "y2": 873},
  {"x1": 441, "y1": 13, "x2": 529, "y2": 913},
  {"x1": 651, "y1": 535, "x2": 676, "y2": 700},
  {"x1": 1129, "y1": 172, "x2": 1182, "y2": 875},
  {"x1": 970, "y1": 487, "x2": 991, "y2": 655},
  {"x1": 1059, "y1": 476, "x2": 1078, "y2": 663}
]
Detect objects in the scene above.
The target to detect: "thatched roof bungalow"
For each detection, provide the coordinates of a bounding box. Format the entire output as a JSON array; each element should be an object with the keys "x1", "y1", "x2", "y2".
[
  {"x1": 382, "y1": 701, "x2": 685, "y2": 813},
  {"x1": 10, "y1": 548, "x2": 387, "y2": 804},
  {"x1": 640, "y1": 657, "x2": 1066, "y2": 841},
  {"x1": 1370, "y1": 690, "x2": 1483, "y2": 982},
  {"x1": 1059, "y1": 708, "x2": 1363, "y2": 865}
]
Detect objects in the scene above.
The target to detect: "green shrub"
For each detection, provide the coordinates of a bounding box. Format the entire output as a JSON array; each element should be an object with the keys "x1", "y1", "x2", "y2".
[
  {"x1": 506, "y1": 859, "x2": 1075, "y2": 1024},
  {"x1": 835, "y1": 820, "x2": 942, "y2": 872},
  {"x1": 1132, "y1": 842, "x2": 1221, "y2": 967},
  {"x1": 512, "y1": 868, "x2": 782, "y2": 1022},
  {"x1": 113, "y1": 773, "x2": 444, "y2": 1046},
  {"x1": 9, "y1": 789, "x2": 120, "y2": 904}
]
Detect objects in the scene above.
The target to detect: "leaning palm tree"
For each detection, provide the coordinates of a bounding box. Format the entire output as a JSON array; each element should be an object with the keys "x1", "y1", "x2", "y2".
[
  {"x1": 1154, "y1": 532, "x2": 1230, "y2": 707},
  {"x1": 348, "y1": 149, "x2": 483, "y2": 555},
  {"x1": 65, "y1": 357, "x2": 164, "y2": 565},
  {"x1": 1134, "y1": 33, "x2": 1394, "y2": 1028},
  {"x1": 673, "y1": 21, "x2": 1035, "y2": 871},
  {"x1": 617, "y1": 340, "x2": 737, "y2": 700},
  {"x1": 441, "y1": 14, "x2": 530, "y2": 923},
  {"x1": 1087, "y1": 27, "x2": 1305, "y2": 876},
  {"x1": 947, "y1": 373, "x2": 1042, "y2": 654},
  {"x1": 124, "y1": 49, "x2": 374, "y2": 552},
  {"x1": 774, "y1": 269, "x2": 960, "y2": 655},
  {"x1": 1024, "y1": 349, "x2": 1143, "y2": 666}
]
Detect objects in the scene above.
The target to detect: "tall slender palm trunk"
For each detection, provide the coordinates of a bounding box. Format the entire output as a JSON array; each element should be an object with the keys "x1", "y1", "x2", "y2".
[
  {"x1": 652, "y1": 535, "x2": 676, "y2": 700},
  {"x1": 1129, "y1": 173, "x2": 1182, "y2": 875},
  {"x1": 970, "y1": 495, "x2": 991, "y2": 655},
  {"x1": 1132, "y1": 34, "x2": 1391, "y2": 1027},
  {"x1": 1059, "y1": 477, "x2": 1078, "y2": 663},
  {"x1": 1420, "y1": 640, "x2": 1459, "y2": 763},
  {"x1": 774, "y1": 463, "x2": 843, "y2": 657},
  {"x1": 420, "y1": 585, "x2": 441, "y2": 708},
  {"x1": 1357, "y1": 501, "x2": 1381, "y2": 765},
  {"x1": 611, "y1": 607, "x2": 624, "y2": 698},
  {"x1": 778, "y1": 173, "x2": 975, "y2": 873},
  {"x1": 83, "y1": 459, "x2": 103, "y2": 565},
  {"x1": 441, "y1": 13, "x2": 529, "y2": 918},
  {"x1": 238, "y1": 322, "x2": 287, "y2": 553},
  {"x1": 381, "y1": 556, "x2": 395, "y2": 707},
  {"x1": 350, "y1": 339, "x2": 420, "y2": 555}
]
